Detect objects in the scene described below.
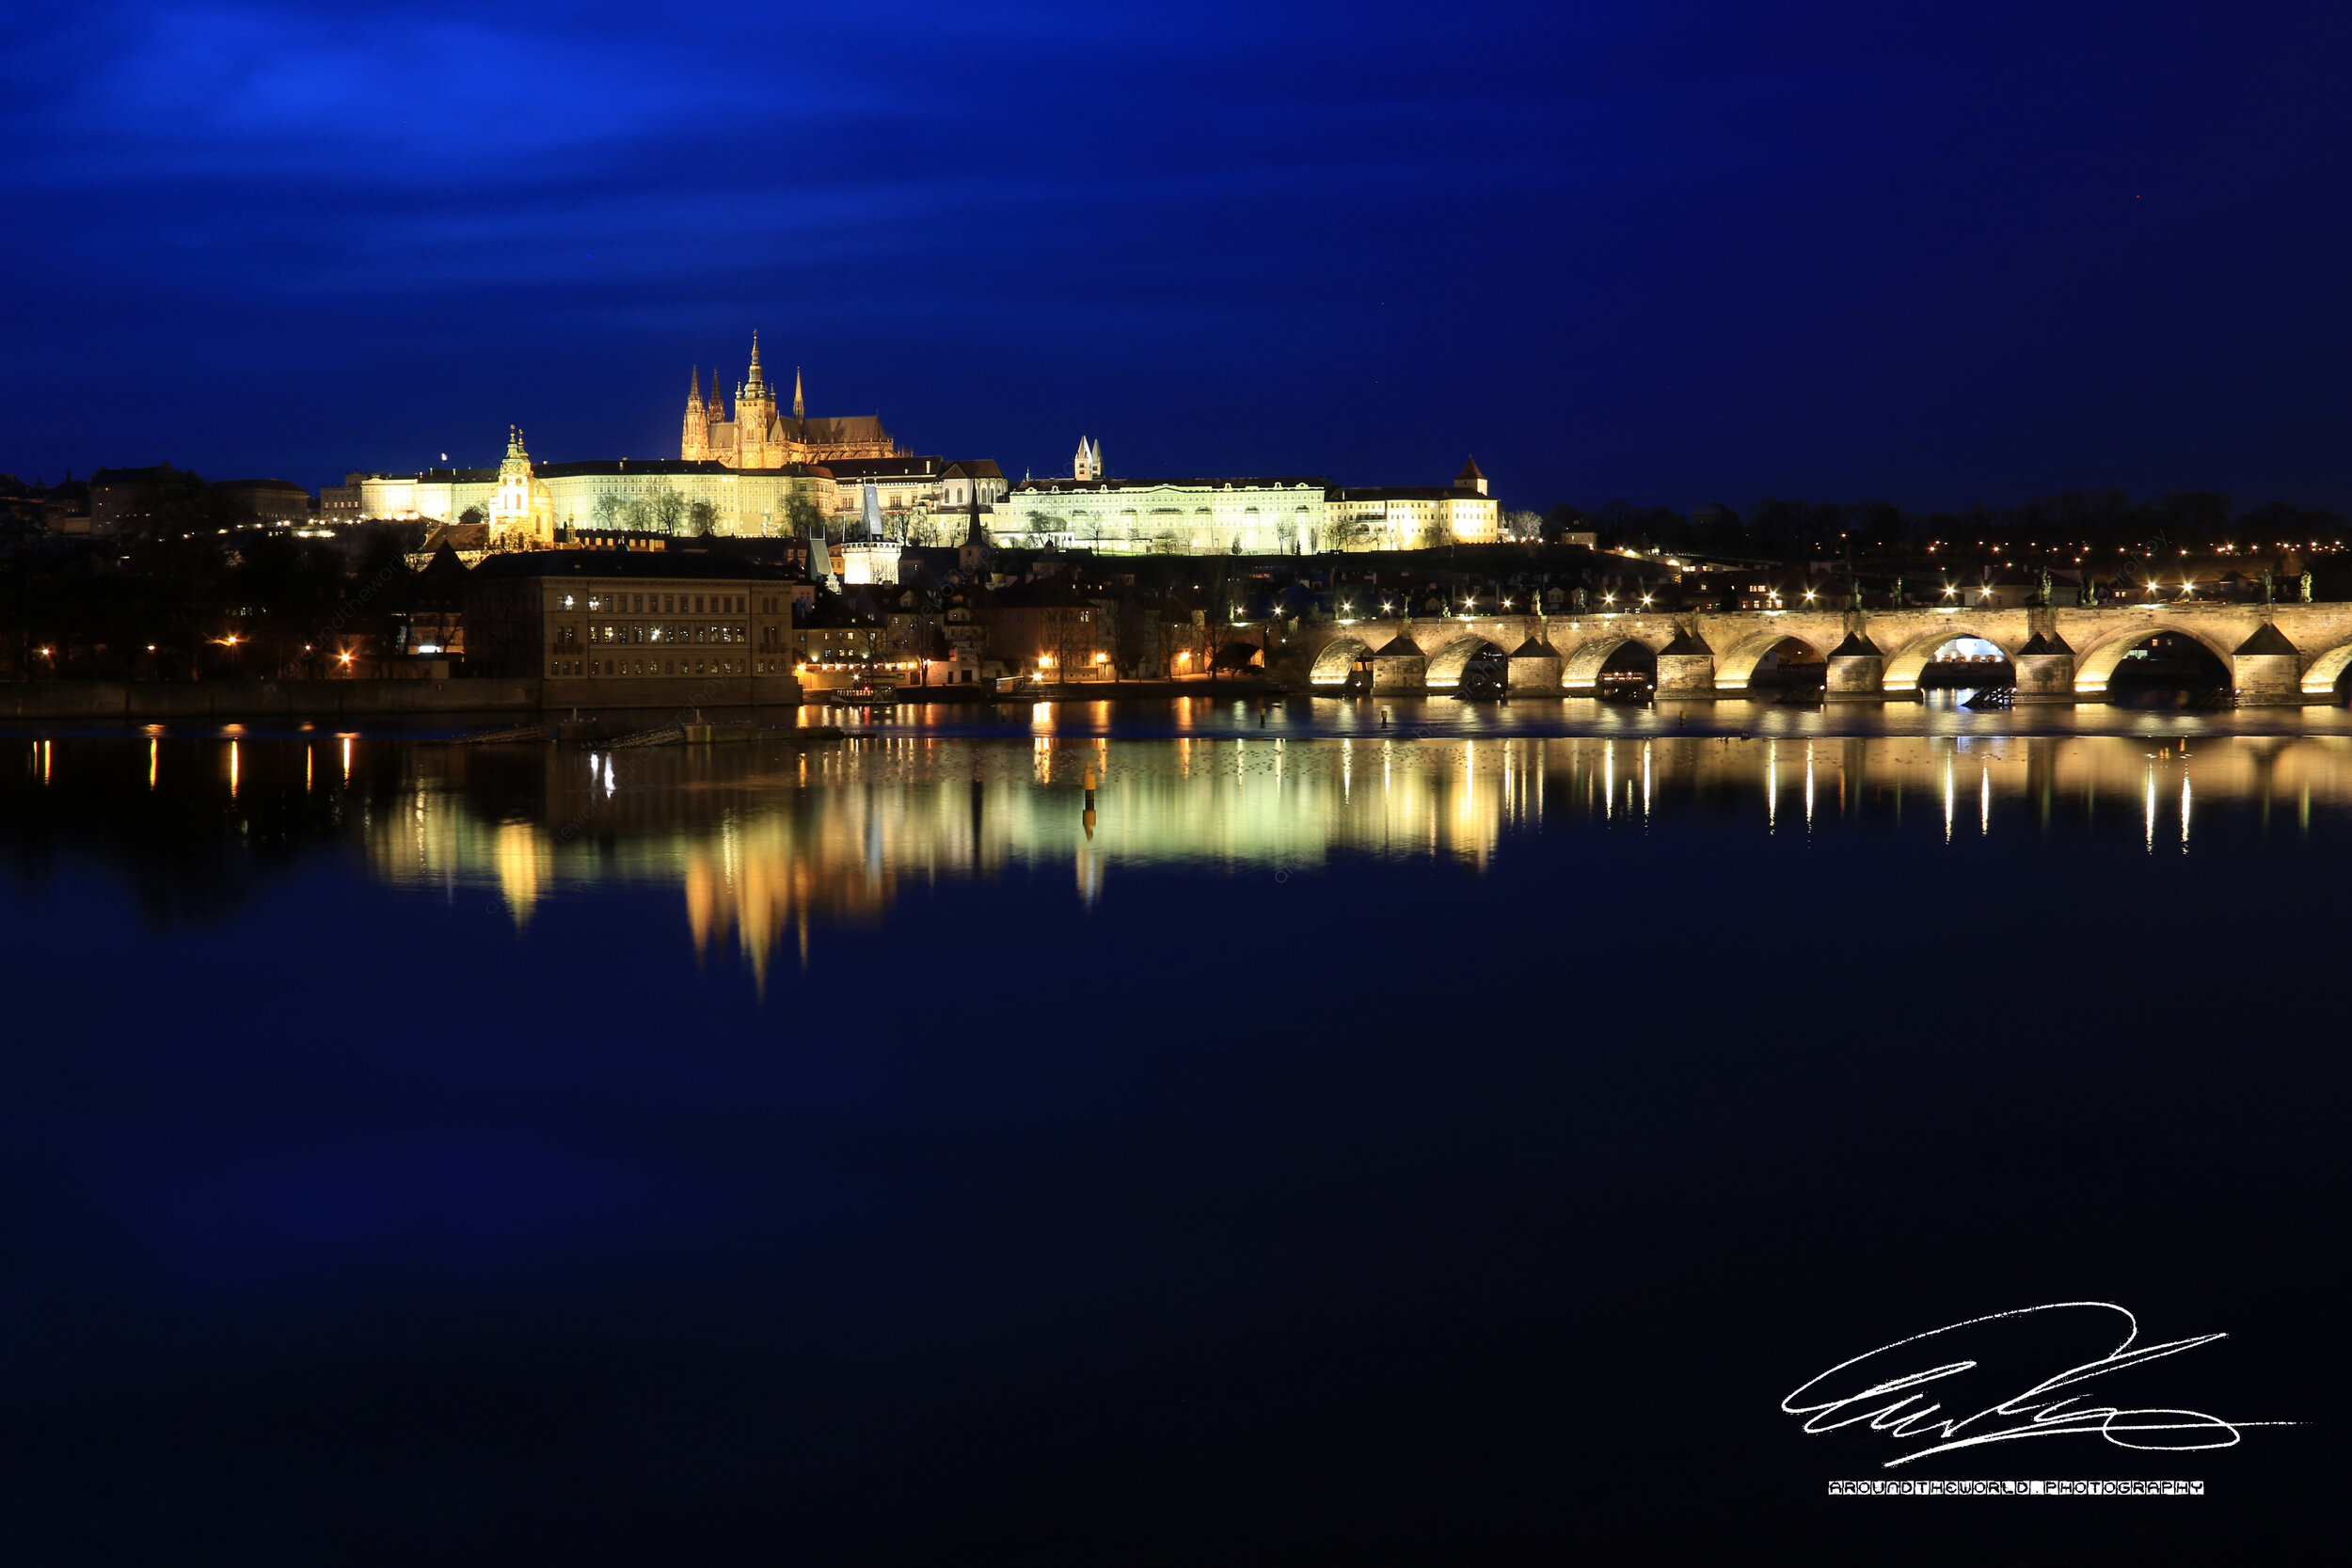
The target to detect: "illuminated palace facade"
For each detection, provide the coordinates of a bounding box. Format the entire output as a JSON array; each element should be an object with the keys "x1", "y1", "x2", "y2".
[
  {"x1": 343, "y1": 341, "x2": 967, "y2": 546},
  {"x1": 337, "y1": 341, "x2": 1500, "y2": 554},
  {"x1": 988, "y1": 446, "x2": 1501, "y2": 555}
]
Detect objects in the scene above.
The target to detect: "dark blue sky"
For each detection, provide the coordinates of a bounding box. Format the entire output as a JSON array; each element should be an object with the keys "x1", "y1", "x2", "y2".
[{"x1": 5, "y1": 1, "x2": 2347, "y2": 512}]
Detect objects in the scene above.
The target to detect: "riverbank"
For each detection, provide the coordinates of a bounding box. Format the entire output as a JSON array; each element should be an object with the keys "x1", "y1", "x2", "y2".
[{"x1": 0, "y1": 674, "x2": 804, "y2": 721}]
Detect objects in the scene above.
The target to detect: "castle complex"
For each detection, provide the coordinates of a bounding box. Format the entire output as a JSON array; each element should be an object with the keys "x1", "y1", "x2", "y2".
[{"x1": 332, "y1": 337, "x2": 1497, "y2": 557}]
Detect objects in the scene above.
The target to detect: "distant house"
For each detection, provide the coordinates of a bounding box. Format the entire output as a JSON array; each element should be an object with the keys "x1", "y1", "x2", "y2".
[{"x1": 213, "y1": 478, "x2": 314, "y2": 525}]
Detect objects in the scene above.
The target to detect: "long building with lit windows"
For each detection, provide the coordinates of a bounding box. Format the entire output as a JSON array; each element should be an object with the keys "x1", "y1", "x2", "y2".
[
  {"x1": 331, "y1": 341, "x2": 1502, "y2": 555},
  {"x1": 462, "y1": 549, "x2": 802, "y2": 707},
  {"x1": 989, "y1": 451, "x2": 1500, "y2": 555}
]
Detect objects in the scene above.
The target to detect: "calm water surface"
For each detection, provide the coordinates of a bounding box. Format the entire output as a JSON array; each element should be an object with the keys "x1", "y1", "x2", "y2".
[{"x1": 3, "y1": 702, "x2": 2343, "y2": 1562}]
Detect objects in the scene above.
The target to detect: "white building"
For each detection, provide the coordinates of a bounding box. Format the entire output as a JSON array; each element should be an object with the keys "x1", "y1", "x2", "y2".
[{"x1": 992, "y1": 448, "x2": 1499, "y2": 555}]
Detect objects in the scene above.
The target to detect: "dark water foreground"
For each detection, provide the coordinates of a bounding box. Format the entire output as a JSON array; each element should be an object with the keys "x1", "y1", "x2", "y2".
[{"x1": 2, "y1": 721, "x2": 2343, "y2": 1563}]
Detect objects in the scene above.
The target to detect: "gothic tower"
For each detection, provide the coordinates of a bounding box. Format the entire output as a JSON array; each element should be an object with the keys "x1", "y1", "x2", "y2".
[
  {"x1": 793, "y1": 366, "x2": 804, "y2": 422},
  {"x1": 681, "y1": 368, "x2": 708, "y2": 461},
  {"x1": 737, "y1": 335, "x2": 777, "y2": 468},
  {"x1": 1073, "y1": 434, "x2": 1095, "y2": 481}
]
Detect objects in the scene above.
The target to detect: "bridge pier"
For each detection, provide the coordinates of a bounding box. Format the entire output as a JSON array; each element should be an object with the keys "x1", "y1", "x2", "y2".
[
  {"x1": 1371, "y1": 633, "x2": 1426, "y2": 694},
  {"x1": 2012, "y1": 632, "x2": 2079, "y2": 703},
  {"x1": 1824, "y1": 631, "x2": 1903, "y2": 702},
  {"x1": 1505, "y1": 639, "x2": 1562, "y2": 692},
  {"x1": 1654, "y1": 628, "x2": 1719, "y2": 700},
  {"x1": 2231, "y1": 625, "x2": 2304, "y2": 705}
]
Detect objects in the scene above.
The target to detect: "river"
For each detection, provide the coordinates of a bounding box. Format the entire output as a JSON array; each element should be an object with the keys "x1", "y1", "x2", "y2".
[{"x1": 1, "y1": 699, "x2": 2341, "y2": 1561}]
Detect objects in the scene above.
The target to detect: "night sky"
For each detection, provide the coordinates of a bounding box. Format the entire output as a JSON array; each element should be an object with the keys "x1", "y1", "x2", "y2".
[{"x1": 5, "y1": 1, "x2": 2347, "y2": 513}]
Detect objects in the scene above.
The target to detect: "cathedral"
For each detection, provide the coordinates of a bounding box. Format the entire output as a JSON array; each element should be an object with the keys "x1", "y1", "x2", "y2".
[{"x1": 681, "y1": 337, "x2": 901, "y2": 468}]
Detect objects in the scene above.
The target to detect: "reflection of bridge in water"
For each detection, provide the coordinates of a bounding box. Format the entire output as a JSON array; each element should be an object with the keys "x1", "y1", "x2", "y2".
[
  {"x1": 1298, "y1": 603, "x2": 2352, "y2": 704},
  {"x1": 359, "y1": 733, "x2": 2352, "y2": 975}
]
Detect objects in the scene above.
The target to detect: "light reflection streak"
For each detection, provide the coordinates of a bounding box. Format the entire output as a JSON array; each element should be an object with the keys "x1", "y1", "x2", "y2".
[{"x1": 327, "y1": 735, "x2": 2352, "y2": 979}]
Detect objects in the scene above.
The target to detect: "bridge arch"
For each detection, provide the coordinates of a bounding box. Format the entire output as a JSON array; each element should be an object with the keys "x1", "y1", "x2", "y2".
[
  {"x1": 1561, "y1": 633, "x2": 1645, "y2": 689},
  {"x1": 1883, "y1": 626, "x2": 2011, "y2": 693},
  {"x1": 1310, "y1": 636, "x2": 1374, "y2": 687},
  {"x1": 1715, "y1": 628, "x2": 1829, "y2": 691},
  {"x1": 1424, "y1": 635, "x2": 1503, "y2": 689},
  {"x1": 2074, "y1": 625, "x2": 2237, "y2": 694},
  {"x1": 2294, "y1": 640, "x2": 2352, "y2": 695}
]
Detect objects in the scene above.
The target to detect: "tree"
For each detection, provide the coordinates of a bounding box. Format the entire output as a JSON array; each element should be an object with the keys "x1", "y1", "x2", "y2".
[
  {"x1": 645, "y1": 483, "x2": 686, "y2": 535},
  {"x1": 784, "y1": 496, "x2": 822, "y2": 539},
  {"x1": 686, "y1": 499, "x2": 718, "y2": 536},
  {"x1": 2163, "y1": 491, "x2": 2232, "y2": 540},
  {"x1": 590, "y1": 492, "x2": 624, "y2": 530}
]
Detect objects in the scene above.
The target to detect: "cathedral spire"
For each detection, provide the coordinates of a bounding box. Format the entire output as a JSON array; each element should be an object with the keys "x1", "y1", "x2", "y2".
[
  {"x1": 747, "y1": 333, "x2": 764, "y2": 388},
  {"x1": 687, "y1": 366, "x2": 702, "y2": 409},
  {"x1": 793, "y1": 366, "x2": 803, "y2": 421}
]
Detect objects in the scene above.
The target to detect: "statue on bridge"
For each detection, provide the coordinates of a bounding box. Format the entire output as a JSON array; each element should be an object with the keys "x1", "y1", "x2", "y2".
[
  {"x1": 1574, "y1": 587, "x2": 1588, "y2": 611},
  {"x1": 1849, "y1": 578, "x2": 1862, "y2": 611},
  {"x1": 2083, "y1": 576, "x2": 2098, "y2": 607},
  {"x1": 2304, "y1": 568, "x2": 2315, "y2": 603},
  {"x1": 2039, "y1": 567, "x2": 2052, "y2": 609},
  {"x1": 2264, "y1": 569, "x2": 2275, "y2": 606},
  {"x1": 1891, "y1": 578, "x2": 1904, "y2": 609}
]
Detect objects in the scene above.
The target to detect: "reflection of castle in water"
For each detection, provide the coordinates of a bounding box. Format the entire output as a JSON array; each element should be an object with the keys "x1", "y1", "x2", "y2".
[{"x1": 359, "y1": 733, "x2": 2352, "y2": 975}]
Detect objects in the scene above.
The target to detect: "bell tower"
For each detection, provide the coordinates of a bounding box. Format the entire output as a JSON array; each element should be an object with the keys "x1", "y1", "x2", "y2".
[{"x1": 736, "y1": 335, "x2": 777, "y2": 468}]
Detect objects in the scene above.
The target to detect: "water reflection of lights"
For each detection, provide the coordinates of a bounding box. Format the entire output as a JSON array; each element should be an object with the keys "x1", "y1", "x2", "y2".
[{"x1": 341, "y1": 735, "x2": 2352, "y2": 976}]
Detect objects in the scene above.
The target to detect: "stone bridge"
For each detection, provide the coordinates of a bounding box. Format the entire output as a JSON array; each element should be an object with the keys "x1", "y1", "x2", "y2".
[{"x1": 1290, "y1": 603, "x2": 2352, "y2": 705}]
